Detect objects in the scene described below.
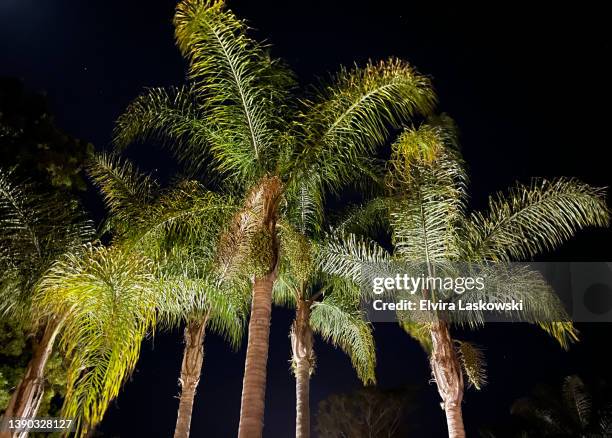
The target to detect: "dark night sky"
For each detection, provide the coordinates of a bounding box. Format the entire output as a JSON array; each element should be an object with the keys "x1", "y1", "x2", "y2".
[{"x1": 2, "y1": 1, "x2": 612, "y2": 437}]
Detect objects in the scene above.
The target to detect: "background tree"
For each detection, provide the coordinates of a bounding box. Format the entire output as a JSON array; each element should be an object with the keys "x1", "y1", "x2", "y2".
[
  {"x1": 480, "y1": 375, "x2": 612, "y2": 437},
  {"x1": 115, "y1": 1, "x2": 435, "y2": 435},
  {"x1": 319, "y1": 116, "x2": 609, "y2": 438},
  {"x1": 0, "y1": 168, "x2": 93, "y2": 436},
  {"x1": 0, "y1": 77, "x2": 93, "y2": 191},
  {"x1": 315, "y1": 387, "x2": 414, "y2": 438},
  {"x1": 0, "y1": 319, "x2": 66, "y2": 421},
  {"x1": 1, "y1": 78, "x2": 94, "y2": 427}
]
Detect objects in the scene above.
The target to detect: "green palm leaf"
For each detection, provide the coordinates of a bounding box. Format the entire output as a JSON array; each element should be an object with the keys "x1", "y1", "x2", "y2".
[
  {"x1": 294, "y1": 58, "x2": 436, "y2": 192},
  {"x1": 174, "y1": 0, "x2": 292, "y2": 182},
  {"x1": 463, "y1": 178, "x2": 609, "y2": 262},
  {"x1": 34, "y1": 244, "x2": 156, "y2": 437},
  {"x1": 113, "y1": 85, "x2": 212, "y2": 172},
  {"x1": 310, "y1": 294, "x2": 376, "y2": 385}
]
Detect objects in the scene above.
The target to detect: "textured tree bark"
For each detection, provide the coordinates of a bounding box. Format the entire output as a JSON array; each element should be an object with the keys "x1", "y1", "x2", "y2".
[
  {"x1": 1, "y1": 317, "x2": 63, "y2": 438},
  {"x1": 429, "y1": 320, "x2": 465, "y2": 438},
  {"x1": 291, "y1": 300, "x2": 314, "y2": 438},
  {"x1": 237, "y1": 272, "x2": 276, "y2": 438},
  {"x1": 173, "y1": 317, "x2": 207, "y2": 438},
  {"x1": 237, "y1": 177, "x2": 281, "y2": 438}
]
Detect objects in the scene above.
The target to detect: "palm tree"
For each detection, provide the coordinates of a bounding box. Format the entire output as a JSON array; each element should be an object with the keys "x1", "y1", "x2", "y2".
[
  {"x1": 33, "y1": 243, "x2": 157, "y2": 437},
  {"x1": 275, "y1": 221, "x2": 376, "y2": 438},
  {"x1": 114, "y1": 0, "x2": 436, "y2": 435},
  {"x1": 0, "y1": 168, "x2": 93, "y2": 435},
  {"x1": 88, "y1": 153, "x2": 249, "y2": 438},
  {"x1": 319, "y1": 116, "x2": 609, "y2": 438}
]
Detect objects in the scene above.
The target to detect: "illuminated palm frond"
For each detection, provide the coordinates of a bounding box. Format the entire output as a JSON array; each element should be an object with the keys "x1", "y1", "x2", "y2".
[
  {"x1": 463, "y1": 178, "x2": 609, "y2": 262},
  {"x1": 310, "y1": 294, "x2": 376, "y2": 385},
  {"x1": 283, "y1": 175, "x2": 324, "y2": 236},
  {"x1": 154, "y1": 265, "x2": 248, "y2": 349},
  {"x1": 447, "y1": 264, "x2": 578, "y2": 349},
  {"x1": 317, "y1": 231, "x2": 390, "y2": 284},
  {"x1": 334, "y1": 196, "x2": 394, "y2": 236},
  {"x1": 294, "y1": 58, "x2": 436, "y2": 193},
  {"x1": 455, "y1": 340, "x2": 487, "y2": 390},
  {"x1": 92, "y1": 152, "x2": 248, "y2": 345},
  {"x1": 174, "y1": 0, "x2": 292, "y2": 183},
  {"x1": 113, "y1": 85, "x2": 212, "y2": 173},
  {"x1": 400, "y1": 321, "x2": 432, "y2": 353},
  {"x1": 88, "y1": 152, "x2": 159, "y2": 231},
  {"x1": 34, "y1": 244, "x2": 156, "y2": 437},
  {"x1": 387, "y1": 123, "x2": 467, "y2": 262}
]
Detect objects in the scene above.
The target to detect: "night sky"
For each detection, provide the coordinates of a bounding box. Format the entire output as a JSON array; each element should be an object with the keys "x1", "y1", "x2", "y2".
[{"x1": 2, "y1": 1, "x2": 612, "y2": 436}]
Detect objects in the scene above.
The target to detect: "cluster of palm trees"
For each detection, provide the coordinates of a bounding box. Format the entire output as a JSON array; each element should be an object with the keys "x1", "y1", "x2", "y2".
[{"x1": 0, "y1": 1, "x2": 609, "y2": 437}]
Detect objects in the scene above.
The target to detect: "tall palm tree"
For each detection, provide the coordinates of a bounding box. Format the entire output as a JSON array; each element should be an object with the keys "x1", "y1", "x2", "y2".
[
  {"x1": 0, "y1": 168, "x2": 93, "y2": 436},
  {"x1": 114, "y1": 1, "x2": 436, "y2": 435},
  {"x1": 274, "y1": 222, "x2": 376, "y2": 438},
  {"x1": 319, "y1": 116, "x2": 609, "y2": 438},
  {"x1": 88, "y1": 153, "x2": 249, "y2": 438}
]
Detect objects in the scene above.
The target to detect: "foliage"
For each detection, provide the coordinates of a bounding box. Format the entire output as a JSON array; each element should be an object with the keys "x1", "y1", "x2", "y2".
[
  {"x1": 315, "y1": 387, "x2": 415, "y2": 438},
  {"x1": 309, "y1": 292, "x2": 376, "y2": 384},
  {"x1": 0, "y1": 168, "x2": 94, "y2": 324},
  {"x1": 481, "y1": 375, "x2": 612, "y2": 437},
  {"x1": 0, "y1": 77, "x2": 93, "y2": 191},
  {"x1": 89, "y1": 153, "x2": 248, "y2": 344},
  {"x1": 34, "y1": 244, "x2": 157, "y2": 437},
  {"x1": 318, "y1": 116, "x2": 609, "y2": 394},
  {"x1": 0, "y1": 319, "x2": 66, "y2": 418}
]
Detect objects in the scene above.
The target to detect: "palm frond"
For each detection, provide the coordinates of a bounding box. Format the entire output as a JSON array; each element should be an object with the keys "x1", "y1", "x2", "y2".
[
  {"x1": 295, "y1": 58, "x2": 436, "y2": 193},
  {"x1": 272, "y1": 273, "x2": 298, "y2": 308},
  {"x1": 112, "y1": 179, "x2": 236, "y2": 259},
  {"x1": 333, "y1": 196, "x2": 394, "y2": 236},
  {"x1": 399, "y1": 321, "x2": 432, "y2": 353},
  {"x1": 317, "y1": 231, "x2": 390, "y2": 284},
  {"x1": 563, "y1": 375, "x2": 591, "y2": 428},
  {"x1": 0, "y1": 168, "x2": 94, "y2": 321},
  {"x1": 463, "y1": 178, "x2": 609, "y2": 262},
  {"x1": 447, "y1": 264, "x2": 578, "y2": 349},
  {"x1": 88, "y1": 152, "x2": 159, "y2": 228},
  {"x1": 154, "y1": 270, "x2": 248, "y2": 349},
  {"x1": 174, "y1": 0, "x2": 292, "y2": 182},
  {"x1": 387, "y1": 124, "x2": 467, "y2": 263},
  {"x1": 456, "y1": 340, "x2": 487, "y2": 390},
  {"x1": 113, "y1": 85, "x2": 213, "y2": 174},
  {"x1": 283, "y1": 175, "x2": 324, "y2": 236},
  {"x1": 310, "y1": 295, "x2": 376, "y2": 385},
  {"x1": 34, "y1": 244, "x2": 156, "y2": 437}
]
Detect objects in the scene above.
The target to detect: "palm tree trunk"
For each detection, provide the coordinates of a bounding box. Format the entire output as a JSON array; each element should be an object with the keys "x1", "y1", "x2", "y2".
[
  {"x1": 238, "y1": 272, "x2": 276, "y2": 438},
  {"x1": 1, "y1": 317, "x2": 63, "y2": 438},
  {"x1": 429, "y1": 320, "x2": 465, "y2": 438},
  {"x1": 237, "y1": 176, "x2": 282, "y2": 438},
  {"x1": 173, "y1": 317, "x2": 208, "y2": 438},
  {"x1": 291, "y1": 299, "x2": 314, "y2": 438},
  {"x1": 294, "y1": 362, "x2": 310, "y2": 438}
]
